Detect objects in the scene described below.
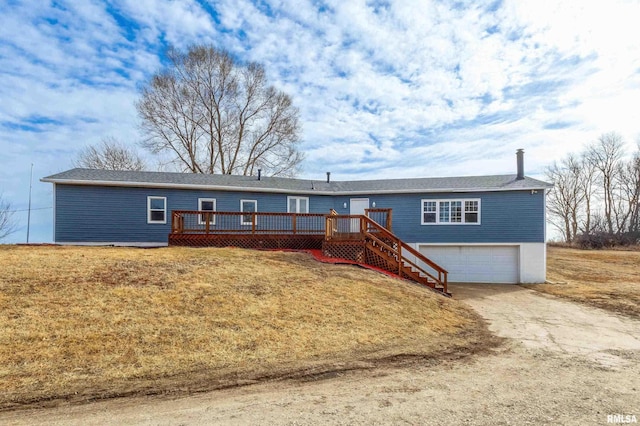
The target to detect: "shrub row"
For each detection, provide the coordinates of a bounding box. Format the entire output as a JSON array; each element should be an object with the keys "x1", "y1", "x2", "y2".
[{"x1": 575, "y1": 232, "x2": 640, "y2": 249}]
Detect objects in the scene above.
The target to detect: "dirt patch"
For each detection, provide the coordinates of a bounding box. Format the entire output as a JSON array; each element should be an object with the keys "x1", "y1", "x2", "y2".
[{"x1": 452, "y1": 284, "x2": 640, "y2": 368}]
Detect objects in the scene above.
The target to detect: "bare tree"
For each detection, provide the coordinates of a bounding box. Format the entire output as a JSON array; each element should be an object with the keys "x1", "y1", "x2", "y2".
[
  {"x1": 137, "y1": 45, "x2": 303, "y2": 177},
  {"x1": 586, "y1": 132, "x2": 626, "y2": 234},
  {"x1": 547, "y1": 134, "x2": 640, "y2": 246},
  {"x1": 577, "y1": 153, "x2": 598, "y2": 235},
  {"x1": 75, "y1": 137, "x2": 146, "y2": 171},
  {"x1": 546, "y1": 154, "x2": 587, "y2": 242},
  {"x1": 0, "y1": 194, "x2": 17, "y2": 241},
  {"x1": 618, "y1": 144, "x2": 640, "y2": 234}
]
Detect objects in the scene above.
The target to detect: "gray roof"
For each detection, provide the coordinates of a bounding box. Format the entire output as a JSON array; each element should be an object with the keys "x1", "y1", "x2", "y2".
[{"x1": 41, "y1": 168, "x2": 553, "y2": 195}]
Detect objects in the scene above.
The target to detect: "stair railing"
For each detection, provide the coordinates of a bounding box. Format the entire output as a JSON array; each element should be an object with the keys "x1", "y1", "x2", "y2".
[{"x1": 361, "y1": 215, "x2": 448, "y2": 293}]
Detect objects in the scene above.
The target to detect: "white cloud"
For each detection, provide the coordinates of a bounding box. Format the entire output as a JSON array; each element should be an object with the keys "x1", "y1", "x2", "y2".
[{"x1": 114, "y1": 0, "x2": 216, "y2": 47}]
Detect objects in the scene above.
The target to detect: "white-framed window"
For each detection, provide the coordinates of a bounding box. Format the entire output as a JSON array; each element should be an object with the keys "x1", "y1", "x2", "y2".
[
  {"x1": 198, "y1": 198, "x2": 216, "y2": 225},
  {"x1": 240, "y1": 199, "x2": 257, "y2": 225},
  {"x1": 464, "y1": 200, "x2": 479, "y2": 223},
  {"x1": 421, "y1": 199, "x2": 481, "y2": 225},
  {"x1": 147, "y1": 196, "x2": 167, "y2": 224},
  {"x1": 422, "y1": 201, "x2": 437, "y2": 223},
  {"x1": 287, "y1": 196, "x2": 309, "y2": 213}
]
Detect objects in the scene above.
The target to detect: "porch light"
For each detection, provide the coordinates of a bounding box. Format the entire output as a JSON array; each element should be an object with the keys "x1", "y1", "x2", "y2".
[
  {"x1": 372, "y1": 202, "x2": 376, "y2": 207},
  {"x1": 343, "y1": 202, "x2": 347, "y2": 208}
]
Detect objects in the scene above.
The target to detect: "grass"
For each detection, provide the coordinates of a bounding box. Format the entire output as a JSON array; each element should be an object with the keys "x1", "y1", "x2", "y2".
[
  {"x1": 524, "y1": 246, "x2": 640, "y2": 318},
  {"x1": 0, "y1": 245, "x2": 492, "y2": 409}
]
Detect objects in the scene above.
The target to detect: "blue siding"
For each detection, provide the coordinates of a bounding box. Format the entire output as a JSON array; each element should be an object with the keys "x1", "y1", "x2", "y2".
[
  {"x1": 55, "y1": 185, "x2": 334, "y2": 243},
  {"x1": 356, "y1": 191, "x2": 545, "y2": 243},
  {"x1": 55, "y1": 184, "x2": 545, "y2": 243}
]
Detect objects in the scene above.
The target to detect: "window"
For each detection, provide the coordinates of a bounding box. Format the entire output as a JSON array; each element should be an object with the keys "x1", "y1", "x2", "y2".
[
  {"x1": 437, "y1": 201, "x2": 463, "y2": 223},
  {"x1": 147, "y1": 196, "x2": 166, "y2": 224},
  {"x1": 421, "y1": 199, "x2": 480, "y2": 225},
  {"x1": 450, "y1": 201, "x2": 462, "y2": 223},
  {"x1": 423, "y1": 201, "x2": 436, "y2": 223},
  {"x1": 439, "y1": 201, "x2": 450, "y2": 223},
  {"x1": 287, "y1": 196, "x2": 309, "y2": 213},
  {"x1": 465, "y1": 200, "x2": 479, "y2": 223},
  {"x1": 240, "y1": 199, "x2": 257, "y2": 225},
  {"x1": 198, "y1": 198, "x2": 216, "y2": 225}
]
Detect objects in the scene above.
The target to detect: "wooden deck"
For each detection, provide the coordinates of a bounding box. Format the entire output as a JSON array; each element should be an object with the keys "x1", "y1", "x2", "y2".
[
  {"x1": 169, "y1": 209, "x2": 449, "y2": 295},
  {"x1": 169, "y1": 211, "x2": 325, "y2": 248}
]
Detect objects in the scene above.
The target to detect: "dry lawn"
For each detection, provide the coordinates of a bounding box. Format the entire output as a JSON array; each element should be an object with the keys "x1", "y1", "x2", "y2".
[
  {"x1": 0, "y1": 246, "x2": 492, "y2": 409},
  {"x1": 524, "y1": 246, "x2": 640, "y2": 318}
]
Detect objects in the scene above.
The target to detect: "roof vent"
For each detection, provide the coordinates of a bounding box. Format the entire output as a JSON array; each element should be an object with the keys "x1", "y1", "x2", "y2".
[
  {"x1": 516, "y1": 149, "x2": 525, "y2": 180},
  {"x1": 326, "y1": 172, "x2": 331, "y2": 183},
  {"x1": 258, "y1": 169, "x2": 262, "y2": 181}
]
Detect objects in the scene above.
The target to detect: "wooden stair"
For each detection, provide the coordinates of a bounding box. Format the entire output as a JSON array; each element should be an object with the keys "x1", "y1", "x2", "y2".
[
  {"x1": 364, "y1": 230, "x2": 449, "y2": 296},
  {"x1": 324, "y1": 214, "x2": 450, "y2": 296}
]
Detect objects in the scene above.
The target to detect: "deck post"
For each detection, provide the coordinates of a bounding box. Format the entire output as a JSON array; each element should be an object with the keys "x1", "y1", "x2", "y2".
[
  {"x1": 325, "y1": 216, "x2": 331, "y2": 240},
  {"x1": 252, "y1": 213, "x2": 256, "y2": 234},
  {"x1": 293, "y1": 213, "x2": 297, "y2": 235},
  {"x1": 324, "y1": 217, "x2": 328, "y2": 239},
  {"x1": 173, "y1": 212, "x2": 184, "y2": 234},
  {"x1": 205, "y1": 213, "x2": 210, "y2": 234}
]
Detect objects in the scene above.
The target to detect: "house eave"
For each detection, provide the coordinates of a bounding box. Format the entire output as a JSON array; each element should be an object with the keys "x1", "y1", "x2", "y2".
[{"x1": 40, "y1": 177, "x2": 552, "y2": 195}]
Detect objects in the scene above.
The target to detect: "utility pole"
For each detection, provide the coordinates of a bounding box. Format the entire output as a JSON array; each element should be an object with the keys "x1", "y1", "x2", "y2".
[{"x1": 27, "y1": 163, "x2": 33, "y2": 243}]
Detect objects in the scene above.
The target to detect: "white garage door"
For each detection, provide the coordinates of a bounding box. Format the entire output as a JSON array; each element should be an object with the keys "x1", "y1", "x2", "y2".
[{"x1": 418, "y1": 245, "x2": 519, "y2": 283}]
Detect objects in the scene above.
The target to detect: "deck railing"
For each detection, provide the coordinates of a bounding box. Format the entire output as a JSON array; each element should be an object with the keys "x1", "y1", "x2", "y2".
[
  {"x1": 171, "y1": 210, "x2": 327, "y2": 235},
  {"x1": 325, "y1": 214, "x2": 365, "y2": 239},
  {"x1": 324, "y1": 213, "x2": 448, "y2": 293},
  {"x1": 365, "y1": 208, "x2": 392, "y2": 231},
  {"x1": 172, "y1": 209, "x2": 393, "y2": 237},
  {"x1": 325, "y1": 212, "x2": 391, "y2": 239},
  {"x1": 361, "y1": 215, "x2": 448, "y2": 292}
]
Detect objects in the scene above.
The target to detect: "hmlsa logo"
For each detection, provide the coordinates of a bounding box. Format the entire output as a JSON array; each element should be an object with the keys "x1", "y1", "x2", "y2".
[{"x1": 608, "y1": 414, "x2": 638, "y2": 424}]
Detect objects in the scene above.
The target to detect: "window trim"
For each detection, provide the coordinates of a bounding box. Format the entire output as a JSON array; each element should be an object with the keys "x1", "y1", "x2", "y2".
[
  {"x1": 240, "y1": 199, "x2": 257, "y2": 226},
  {"x1": 198, "y1": 198, "x2": 216, "y2": 226},
  {"x1": 287, "y1": 196, "x2": 309, "y2": 213},
  {"x1": 147, "y1": 196, "x2": 167, "y2": 224},
  {"x1": 421, "y1": 198, "x2": 481, "y2": 225},
  {"x1": 422, "y1": 200, "x2": 437, "y2": 224}
]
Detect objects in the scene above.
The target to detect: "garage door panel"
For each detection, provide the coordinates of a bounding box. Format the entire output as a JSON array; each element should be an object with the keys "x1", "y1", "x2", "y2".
[{"x1": 419, "y1": 245, "x2": 519, "y2": 283}]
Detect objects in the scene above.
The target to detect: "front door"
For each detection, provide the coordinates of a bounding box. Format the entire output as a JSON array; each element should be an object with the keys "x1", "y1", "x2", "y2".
[{"x1": 349, "y1": 198, "x2": 369, "y2": 232}]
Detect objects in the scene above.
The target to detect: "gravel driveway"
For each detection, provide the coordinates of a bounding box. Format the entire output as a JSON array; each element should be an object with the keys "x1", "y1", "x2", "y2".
[
  {"x1": 453, "y1": 284, "x2": 640, "y2": 369},
  {"x1": 2, "y1": 284, "x2": 639, "y2": 425}
]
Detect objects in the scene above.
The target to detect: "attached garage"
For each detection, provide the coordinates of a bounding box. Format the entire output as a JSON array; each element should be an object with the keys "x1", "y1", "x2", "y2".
[{"x1": 418, "y1": 245, "x2": 520, "y2": 283}]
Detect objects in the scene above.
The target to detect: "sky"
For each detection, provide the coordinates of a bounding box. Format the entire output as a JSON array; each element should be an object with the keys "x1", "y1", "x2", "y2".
[{"x1": 1, "y1": 0, "x2": 639, "y2": 243}]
